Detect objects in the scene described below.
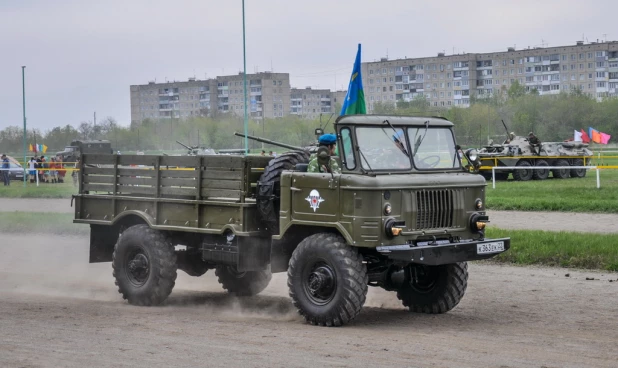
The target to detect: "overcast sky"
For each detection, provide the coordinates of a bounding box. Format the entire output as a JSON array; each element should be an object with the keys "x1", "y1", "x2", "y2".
[{"x1": 1, "y1": 0, "x2": 615, "y2": 131}]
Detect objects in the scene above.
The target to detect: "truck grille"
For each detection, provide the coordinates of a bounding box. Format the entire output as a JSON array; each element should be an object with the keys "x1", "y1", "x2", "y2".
[{"x1": 416, "y1": 189, "x2": 454, "y2": 229}]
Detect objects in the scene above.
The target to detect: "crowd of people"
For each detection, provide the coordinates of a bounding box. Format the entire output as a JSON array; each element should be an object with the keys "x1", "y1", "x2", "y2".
[{"x1": 0, "y1": 154, "x2": 77, "y2": 186}]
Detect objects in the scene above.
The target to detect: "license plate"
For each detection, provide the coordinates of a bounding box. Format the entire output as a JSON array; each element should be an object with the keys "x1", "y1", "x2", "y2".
[{"x1": 477, "y1": 241, "x2": 504, "y2": 254}]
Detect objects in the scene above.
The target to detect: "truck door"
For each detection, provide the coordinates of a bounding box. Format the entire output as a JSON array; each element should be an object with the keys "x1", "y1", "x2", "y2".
[{"x1": 289, "y1": 173, "x2": 339, "y2": 223}]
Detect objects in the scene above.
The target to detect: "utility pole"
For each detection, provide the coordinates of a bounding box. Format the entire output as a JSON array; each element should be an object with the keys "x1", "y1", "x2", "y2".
[
  {"x1": 242, "y1": 0, "x2": 249, "y2": 155},
  {"x1": 21, "y1": 66, "x2": 27, "y2": 186}
]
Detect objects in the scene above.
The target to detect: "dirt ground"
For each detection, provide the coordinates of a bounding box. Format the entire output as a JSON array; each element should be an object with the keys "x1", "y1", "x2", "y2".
[
  {"x1": 1, "y1": 199, "x2": 618, "y2": 367},
  {"x1": 1, "y1": 234, "x2": 617, "y2": 368}
]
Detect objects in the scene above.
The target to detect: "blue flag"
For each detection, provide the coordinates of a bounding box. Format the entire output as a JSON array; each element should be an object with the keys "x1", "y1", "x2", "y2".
[{"x1": 340, "y1": 43, "x2": 366, "y2": 115}]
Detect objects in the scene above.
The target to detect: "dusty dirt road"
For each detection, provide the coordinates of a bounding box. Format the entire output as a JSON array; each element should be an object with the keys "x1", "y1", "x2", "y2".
[{"x1": 1, "y1": 234, "x2": 617, "y2": 368}]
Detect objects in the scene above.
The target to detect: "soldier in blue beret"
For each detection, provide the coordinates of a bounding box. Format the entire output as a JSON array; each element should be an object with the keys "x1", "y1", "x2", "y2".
[{"x1": 307, "y1": 134, "x2": 341, "y2": 174}]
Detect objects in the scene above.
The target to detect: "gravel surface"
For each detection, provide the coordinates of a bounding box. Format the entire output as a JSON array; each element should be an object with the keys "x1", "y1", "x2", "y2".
[{"x1": 1, "y1": 234, "x2": 617, "y2": 368}]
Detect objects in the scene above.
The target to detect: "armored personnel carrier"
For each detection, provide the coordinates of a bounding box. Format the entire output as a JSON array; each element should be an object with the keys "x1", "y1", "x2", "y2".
[
  {"x1": 477, "y1": 129, "x2": 593, "y2": 181},
  {"x1": 72, "y1": 114, "x2": 510, "y2": 327}
]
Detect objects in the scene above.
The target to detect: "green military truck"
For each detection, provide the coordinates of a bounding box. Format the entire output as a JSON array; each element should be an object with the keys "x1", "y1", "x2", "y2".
[{"x1": 72, "y1": 114, "x2": 510, "y2": 327}]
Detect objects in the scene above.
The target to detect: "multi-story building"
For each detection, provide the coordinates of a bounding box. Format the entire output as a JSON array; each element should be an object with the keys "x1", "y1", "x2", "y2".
[
  {"x1": 362, "y1": 40, "x2": 618, "y2": 112},
  {"x1": 130, "y1": 72, "x2": 292, "y2": 124},
  {"x1": 290, "y1": 87, "x2": 333, "y2": 119}
]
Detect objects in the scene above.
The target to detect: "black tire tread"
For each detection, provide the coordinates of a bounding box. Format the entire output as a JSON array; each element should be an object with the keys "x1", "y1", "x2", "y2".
[
  {"x1": 215, "y1": 266, "x2": 272, "y2": 296},
  {"x1": 552, "y1": 158, "x2": 570, "y2": 179},
  {"x1": 287, "y1": 233, "x2": 368, "y2": 327},
  {"x1": 112, "y1": 224, "x2": 177, "y2": 306},
  {"x1": 396, "y1": 262, "x2": 468, "y2": 314},
  {"x1": 257, "y1": 150, "x2": 310, "y2": 233},
  {"x1": 532, "y1": 159, "x2": 549, "y2": 180},
  {"x1": 570, "y1": 158, "x2": 586, "y2": 178},
  {"x1": 512, "y1": 160, "x2": 532, "y2": 181}
]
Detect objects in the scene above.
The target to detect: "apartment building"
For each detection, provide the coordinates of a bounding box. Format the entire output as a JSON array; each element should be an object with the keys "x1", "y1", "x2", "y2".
[
  {"x1": 290, "y1": 87, "x2": 334, "y2": 119},
  {"x1": 362, "y1": 40, "x2": 618, "y2": 112},
  {"x1": 130, "y1": 72, "x2": 292, "y2": 124}
]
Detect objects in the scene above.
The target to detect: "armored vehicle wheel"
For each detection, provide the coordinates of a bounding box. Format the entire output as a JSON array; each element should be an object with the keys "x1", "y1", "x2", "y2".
[
  {"x1": 287, "y1": 233, "x2": 368, "y2": 327},
  {"x1": 570, "y1": 158, "x2": 586, "y2": 178},
  {"x1": 215, "y1": 265, "x2": 272, "y2": 296},
  {"x1": 532, "y1": 159, "x2": 549, "y2": 180},
  {"x1": 112, "y1": 225, "x2": 177, "y2": 306},
  {"x1": 396, "y1": 262, "x2": 468, "y2": 314},
  {"x1": 257, "y1": 150, "x2": 310, "y2": 233},
  {"x1": 512, "y1": 160, "x2": 533, "y2": 181},
  {"x1": 552, "y1": 159, "x2": 570, "y2": 179}
]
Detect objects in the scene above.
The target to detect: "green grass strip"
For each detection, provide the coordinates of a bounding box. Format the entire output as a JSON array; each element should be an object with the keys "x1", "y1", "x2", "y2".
[
  {"x1": 486, "y1": 228, "x2": 618, "y2": 271},
  {"x1": 0, "y1": 182, "x2": 77, "y2": 198},
  {"x1": 0, "y1": 212, "x2": 88, "y2": 236},
  {"x1": 485, "y1": 169, "x2": 618, "y2": 213}
]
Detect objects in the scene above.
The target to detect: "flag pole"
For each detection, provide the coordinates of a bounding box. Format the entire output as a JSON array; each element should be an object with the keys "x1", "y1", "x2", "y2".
[
  {"x1": 22, "y1": 66, "x2": 27, "y2": 187},
  {"x1": 242, "y1": 0, "x2": 248, "y2": 155}
]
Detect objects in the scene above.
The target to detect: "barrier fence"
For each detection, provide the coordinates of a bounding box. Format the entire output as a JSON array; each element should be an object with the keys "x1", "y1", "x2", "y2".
[{"x1": 487, "y1": 165, "x2": 618, "y2": 189}]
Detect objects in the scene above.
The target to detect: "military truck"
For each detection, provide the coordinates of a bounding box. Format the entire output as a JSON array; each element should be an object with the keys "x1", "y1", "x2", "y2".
[
  {"x1": 477, "y1": 127, "x2": 593, "y2": 181},
  {"x1": 56, "y1": 139, "x2": 113, "y2": 163},
  {"x1": 72, "y1": 114, "x2": 510, "y2": 327}
]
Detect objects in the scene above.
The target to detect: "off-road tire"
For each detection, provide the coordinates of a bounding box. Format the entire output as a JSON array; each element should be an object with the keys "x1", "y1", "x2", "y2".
[
  {"x1": 512, "y1": 160, "x2": 533, "y2": 181},
  {"x1": 552, "y1": 158, "x2": 570, "y2": 179},
  {"x1": 532, "y1": 159, "x2": 550, "y2": 180},
  {"x1": 215, "y1": 266, "x2": 272, "y2": 296},
  {"x1": 288, "y1": 233, "x2": 368, "y2": 327},
  {"x1": 112, "y1": 225, "x2": 177, "y2": 306},
  {"x1": 570, "y1": 158, "x2": 586, "y2": 178},
  {"x1": 257, "y1": 150, "x2": 310, "y2": 233},
  {"x1": 396, "y1": 262, "x2": 468, "y2": 314}
]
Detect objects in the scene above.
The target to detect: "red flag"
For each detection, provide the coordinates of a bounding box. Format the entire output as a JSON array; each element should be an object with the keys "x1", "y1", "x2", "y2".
[{"x1": 580, "y1": 129, "x2": 590, "y2": 143}]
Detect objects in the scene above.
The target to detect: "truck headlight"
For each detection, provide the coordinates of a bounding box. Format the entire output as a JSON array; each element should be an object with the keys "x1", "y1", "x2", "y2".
[
  {"x1": 475, "y1": 199, "x2": 483, "y2": 210},
  {"x1": 384, "y1": 203, "x2": 392, "y2": 215}
]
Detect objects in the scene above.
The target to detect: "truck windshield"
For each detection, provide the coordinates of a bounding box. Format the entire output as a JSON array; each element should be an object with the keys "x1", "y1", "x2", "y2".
[
  {"x1": 408, "y1": 127, "x2": 460, "y2": 170},
  {"x1": 356, "y1": 127, "x2": 411, "y2": 170}
]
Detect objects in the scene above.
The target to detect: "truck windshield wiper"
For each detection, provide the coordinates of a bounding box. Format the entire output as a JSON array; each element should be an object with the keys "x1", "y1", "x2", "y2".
[
  {"x1": 356, "y1": 146, "x2": 374, "y2": 175},
  {"x1": 382, "y1": 120, "x2": 409, "y2": 157},
  {"x1": 413, "y1": 120, "x2": 430, "y2": 155}
]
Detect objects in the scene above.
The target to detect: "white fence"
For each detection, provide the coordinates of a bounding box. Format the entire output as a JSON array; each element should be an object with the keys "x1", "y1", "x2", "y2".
[{"x1": 489, "y1": 166, "x2": 600, "y2": 189}]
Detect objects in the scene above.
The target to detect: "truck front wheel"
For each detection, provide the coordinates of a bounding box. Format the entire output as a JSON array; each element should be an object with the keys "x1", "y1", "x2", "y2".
[
  {"x1": 112, "y1": 225, "x2": 177, "y2": 306},
  {"x1": 396, "y1": 262, "x2": 468, "y2": 314},
  {"x1": 215, "y1": 266, "x2": 272, "y2": 296},
  {"x1": 287, "y1": 233, "x2": 368, "y2": 327}
]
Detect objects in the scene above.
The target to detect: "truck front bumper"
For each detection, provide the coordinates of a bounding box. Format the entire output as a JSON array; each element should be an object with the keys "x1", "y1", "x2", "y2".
[{"x1": 376, "y1": 237, "x2": 510, "y2": 265}]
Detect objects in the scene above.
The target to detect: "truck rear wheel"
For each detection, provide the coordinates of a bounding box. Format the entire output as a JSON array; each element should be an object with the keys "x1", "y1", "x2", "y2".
[
  {"x1": 512, "y1": 160, "x2": 533, "y2": 181},
  {"x1": 532, "y1": 159, "x2": 549, "y2": 180},
  {"x1": 112, "y1": 225, "x2": 177, "y2": 306},
  {"x1": 552, "y1": 158, "x2": 570, "y2": 179},
  {"x1": 215, "y1": 266, "x2": 272, "y2": 296},
  {"x1": 396, "y1": 262, "x2": 468, "y2": 314},
  {"x1": 287, "y1": 233, "x2": 368, "y2": 327},
  {"x1": 570, "y1": 158, "x2": 586, "y2": 178},
  {"x1": 257, "y1": 150, "x2": 310, "y2": 233}
]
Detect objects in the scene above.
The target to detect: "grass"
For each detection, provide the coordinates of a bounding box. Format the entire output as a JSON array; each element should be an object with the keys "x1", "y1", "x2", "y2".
[
  {"x1": 0, "y1": 212, "x2": 88, "y2": 236},
  {"x1": 0, "y1": 181, "x2": 77, "y2": 198},
  {"x1": 486, "y1": 227, "x2": 618, "y2": 272},
  {"x1": 485, "y1": 157, "x2": 618, "y2": 213}
]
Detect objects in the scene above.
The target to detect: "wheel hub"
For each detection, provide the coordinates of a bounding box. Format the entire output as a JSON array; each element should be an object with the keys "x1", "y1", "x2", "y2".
[
  {"x1": 306, "y1": 265, "x2": 336, "y2": 303},
  {"x1": 127, "y1": 253, "x2": 149, "y2": 284}
]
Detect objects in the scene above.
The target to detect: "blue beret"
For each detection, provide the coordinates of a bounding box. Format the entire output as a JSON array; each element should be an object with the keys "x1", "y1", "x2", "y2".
[{"x1": 318, "y1": 133, "x2": 337, "y2": 145}]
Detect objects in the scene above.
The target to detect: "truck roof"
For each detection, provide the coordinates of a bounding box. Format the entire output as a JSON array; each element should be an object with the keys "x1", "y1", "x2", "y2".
[{"x1": 335, "y1": 114, "x2": 453, "y2": 127}]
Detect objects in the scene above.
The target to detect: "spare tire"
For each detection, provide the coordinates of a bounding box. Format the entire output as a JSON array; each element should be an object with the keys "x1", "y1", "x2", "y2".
[{"x1": 257, "y1": 150, "x2": 310, "y2": 233}]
